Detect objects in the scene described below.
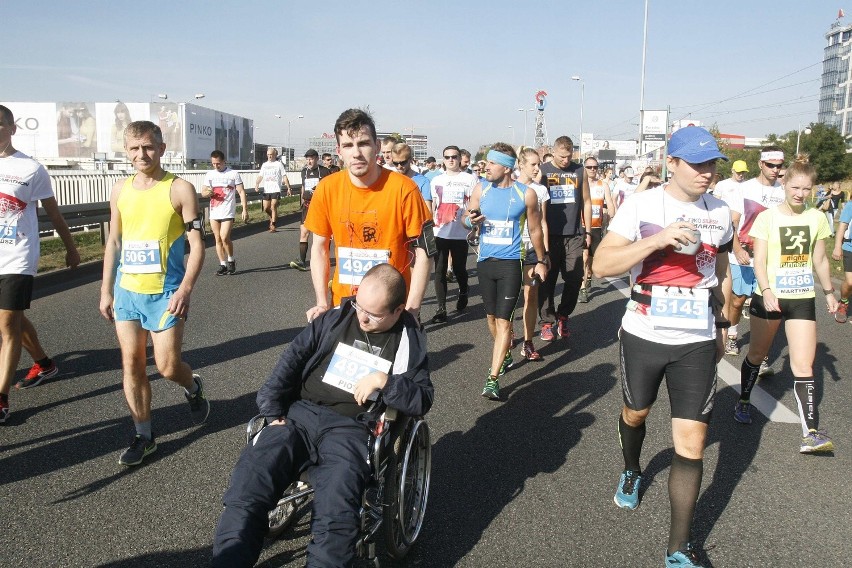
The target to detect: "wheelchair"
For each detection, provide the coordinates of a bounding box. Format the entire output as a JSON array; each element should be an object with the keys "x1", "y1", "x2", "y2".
[{"x1": 245, "y1": 406, "x2": 431, "y2": 566}]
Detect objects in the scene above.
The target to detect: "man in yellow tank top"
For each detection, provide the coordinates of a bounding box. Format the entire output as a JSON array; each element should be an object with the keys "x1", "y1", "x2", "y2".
[{"x1": 99, "y1": 121, "x2": 208, "y2": 466}]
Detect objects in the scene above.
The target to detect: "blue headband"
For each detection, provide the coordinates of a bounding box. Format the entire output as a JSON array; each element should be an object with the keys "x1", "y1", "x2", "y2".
[{"x1": 487, "y1": 150, "x2": 516, "y2": 168}]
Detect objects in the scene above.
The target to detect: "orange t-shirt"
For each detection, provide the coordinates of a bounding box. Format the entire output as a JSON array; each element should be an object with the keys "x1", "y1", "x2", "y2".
[{"x1": 304, "y1": 168, "x2": 431, "y2": 305}]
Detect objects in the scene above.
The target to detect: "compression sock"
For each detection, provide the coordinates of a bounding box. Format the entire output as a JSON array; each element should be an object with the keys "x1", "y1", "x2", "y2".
[
  {"x1": 36, "y1": 357, "x2": 52, "y2": 368},
  {"x1": 299, "y1": 242, "x2": 308, "y2": 263},
  {"x1": 618, "y1": 414, "x2": 646, "y2": 473},
  {"x1": 794, "y1": 379, "x2": 818, "y2": 436},
  {"x1": 135, "y1": 420, "x2": 153, "y2": 441},
  {"x1": 667, "y1": 453, "x2": 703, "y2": 555},
  {"x1": 740, "y1": 357, "x2": 761, "y2": 402}
]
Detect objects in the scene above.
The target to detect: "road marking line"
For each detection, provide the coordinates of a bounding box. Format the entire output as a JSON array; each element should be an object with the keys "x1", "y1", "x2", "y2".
[{"x1": 604, "y1": 276, "x2": 799, "y2": 423}]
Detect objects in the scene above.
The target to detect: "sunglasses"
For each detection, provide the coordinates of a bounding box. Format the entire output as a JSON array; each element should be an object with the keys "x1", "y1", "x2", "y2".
[
  {"x1": 585, "y1": 165, "x2": 599, "y2": 170},
  {"x1": 444, "y1": 154, "x2": 460, "y2": 160},
  {"x1": 762, "y1": 162, "x2": 784, "y2": 170},
  {"x1": 392, "y1": 160, "x2": 409, "y2": 167}
]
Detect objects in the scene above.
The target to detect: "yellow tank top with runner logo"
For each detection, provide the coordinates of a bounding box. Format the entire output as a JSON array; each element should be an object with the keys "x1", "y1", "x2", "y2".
[{"x1": 117, "y1": 172, "x2": 187, "y2": 294}]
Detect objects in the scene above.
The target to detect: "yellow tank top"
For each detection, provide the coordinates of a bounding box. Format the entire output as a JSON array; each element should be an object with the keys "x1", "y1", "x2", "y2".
[{"x1": 117, "y1": 172, "x2": 186, "y2": 294}]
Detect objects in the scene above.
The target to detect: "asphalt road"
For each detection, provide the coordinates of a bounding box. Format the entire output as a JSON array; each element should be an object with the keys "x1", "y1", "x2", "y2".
[{"x1": 3, "y1": 215, "x2": 851, "y2": 568}]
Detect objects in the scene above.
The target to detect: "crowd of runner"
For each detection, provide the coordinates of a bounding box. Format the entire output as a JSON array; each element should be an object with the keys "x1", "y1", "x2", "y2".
[{"x1": 1, "y1": 103, "x2": 847, "y2": 567}]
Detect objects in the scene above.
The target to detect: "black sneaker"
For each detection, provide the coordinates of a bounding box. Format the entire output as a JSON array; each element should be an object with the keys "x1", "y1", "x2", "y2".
[
  {"x1": 118, "y1": 434, "x2": 157, "y2": 466},
  {"x1": 456, "y1": 292, "x2": 468, "y2": 312},
  {"x1": 215, "y1": 264, "x2": 228, "y2": 276},
  {"x1": 289, "y1": 260, "x2": 309, "y2": 272},
  {"x1": 430, "y1": 308, "x2": 447, "y2": 324},
  {"x1": 185, "y1": 374, "x2": 210, "y2": 424},
  {"x1": 227, "y1": 260, "x2": 236, "y2": 275}
]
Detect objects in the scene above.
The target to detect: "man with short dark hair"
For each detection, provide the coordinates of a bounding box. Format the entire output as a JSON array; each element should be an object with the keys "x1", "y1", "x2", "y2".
[
  {"x1": 460, "y1": 149, "x2": 472, "y2": 173},
  {"x1": 538, "y1": 135, "x2": 591, "y2": 342},
  {"x1": 255, "y1": 148, "x2": 291, "y2": 232},
  {"x1": 290, "y1": 149, "x2": 331, "y2": 272},
  {"x1": 423, "y1": 156, "x2": 441, "y2": 181},
  {"x1": 304, "y1": 108, "x2": 434, "y2": 322},
  {"x1": 0, "y1": 105, "x2": 80, "y2": 423},
  {"x1": 380, "y1": 135, "x2": 399, "y2": 169},
  {"x1": 99, "y1": 120, "x2": 209, "y2": 466},
  {"x1": 322, "y1": 152, "x2": 340, "y2": 173},
  {"x1": 203, "y1": 149, "x2": 247, "y2": 275},
  {"x1": 212, "y1": 264, "x2": 433, "y2": 567},
  {"x1": 391, "y1": 142, "x2": 431, "y2": 207}
]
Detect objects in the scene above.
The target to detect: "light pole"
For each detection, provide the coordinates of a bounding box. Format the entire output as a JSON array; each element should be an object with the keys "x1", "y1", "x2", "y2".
[
  {"x1": 508, "y1": 125, "x2": 515, "y2": 145},
  {"x1": 571, "y1": 76, "x2": 585, "y2": 153},
  {"x1": 796, "y1": 123, "x2": 812, "y2": 155},
  {"x1": 287, "y1": 115, "x2": 304, "y2": 169},
  {"x1": 518, "y1": 107, "x2": 534, "y2": 146}
]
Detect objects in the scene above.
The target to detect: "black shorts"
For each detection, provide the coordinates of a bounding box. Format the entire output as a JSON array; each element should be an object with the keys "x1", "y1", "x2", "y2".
[
  {"x1": 619, "y1": 330, "x2": 718, "y2": 423},
  {"x1": 587, "y1": 228, "x2": 603, "y2": 257},
  {"x1": 843, "y1": 249, "x2": 852, "y2": 273},
  {"x1": 748, "y1": 293, "x2": 816, "y2": 321},
  {"x1": 522, "y1": 246, "x2": 539, "y2": 266},
  {"x1": 262, "y1": 192, "x2": 281, "y2": 201},
  {"x1": 0, "y1": 274, "x2": 34, "y2": 310},
  {"x1": 477, "y1": 258, "x2": 522, "y2": 320}
]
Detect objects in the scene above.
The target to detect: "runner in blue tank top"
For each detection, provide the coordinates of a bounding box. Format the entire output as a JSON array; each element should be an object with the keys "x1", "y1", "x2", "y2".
[{"x1": 465, "y1": 143, "x2": 548, "y2": 400}]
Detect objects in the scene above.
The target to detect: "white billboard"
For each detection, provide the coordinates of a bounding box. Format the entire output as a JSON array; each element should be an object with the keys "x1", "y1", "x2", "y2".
[
  {"x1": 2, "y1": 102, "x2": 58, "y2": 158},
  {"x1": 581, "y1": 136, "x2": 638, "y2": 158}
]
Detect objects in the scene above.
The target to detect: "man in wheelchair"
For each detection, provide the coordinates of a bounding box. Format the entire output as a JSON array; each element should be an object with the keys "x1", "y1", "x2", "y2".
[{"x1": 212, "y1": 264, "x2": 433, "y2": 567}]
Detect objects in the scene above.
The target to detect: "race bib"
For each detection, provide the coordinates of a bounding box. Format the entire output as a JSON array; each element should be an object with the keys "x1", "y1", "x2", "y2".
[
  {"x1": 0, "y1": 222, "x2": 18, "y2": 246},
  {"x1": 122, "y1": 240, "x2": 162, "y2": 274},
  {"x1": 442, "y1": 187, "x2": 465, "y2": 205},
  {"x1": 337, "y1": 247, "x2": 390, "y2": 285},
  {"x1": 592, "y1": 204, "x2": 602, "y2": 220},
  {"x1": 322, "y1": 343, "x2": 392, "y2": 395},
  {"x1": 482, "y1": 220, "x2": 513, "y2": 245},
  {"x1": 550, "y1": 185, "x2": 576, "y2": 204},
  {"x1": 775, "y1": 268, "x2": 814, "y2": 296},
  {"x1": 649, "y1": 286, "x2": 709, "y2": 330},
  {"x1": 304, "y1": 177, "x2": 319, "y2": 200}
]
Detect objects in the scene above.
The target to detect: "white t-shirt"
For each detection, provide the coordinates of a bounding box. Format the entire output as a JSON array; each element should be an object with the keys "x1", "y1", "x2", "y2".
[
  {"x1": 613, "y1": 178, "x2": 638, "y2": 207},
  {"x1": 431, "y1": 171, "x2": 477, "y2": 240},
  {"x1": 711, "y1": 178, "x2": 743, "y2": 208},
  {"x1": 608, "y1": 186, "x2": 733, "y2": 345},
  {"x1": 0, "y1": 152, "x2": 56, "y2": 275},
  {"x1": 204, "y1": 167, "x2": 243, "y2": 220},
  {"x1": 522, "y1": 181, "x2": 549, "y2": 246},
  {"x1": 726, "y1": 178, "x2": 784, "y2": 266},
  {"x1": 259, "y1": 161, "x2": 288, "y2": 194}
]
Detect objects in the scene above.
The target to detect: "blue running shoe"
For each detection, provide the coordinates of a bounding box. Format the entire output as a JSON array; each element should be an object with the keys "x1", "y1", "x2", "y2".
[
  {"x1": 734, "y1": 401, "x2": 752, "y2": 424},
  {"x1": 613, "y1": 470, "x2": 641, "y2": 510},
  {"x1": 665, "y1": 543, "x2": 704, "y2": 567}
]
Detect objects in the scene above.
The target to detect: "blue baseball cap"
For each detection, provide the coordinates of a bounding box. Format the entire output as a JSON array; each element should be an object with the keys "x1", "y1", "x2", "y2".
[{"x1": 667, "y1": 127, "x2": 728, "y2": 163}]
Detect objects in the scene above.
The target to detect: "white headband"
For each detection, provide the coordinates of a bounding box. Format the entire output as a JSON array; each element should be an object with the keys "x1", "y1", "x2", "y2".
[{"x1": 760, "y1": 151, "x2": 784, "y2": 161}]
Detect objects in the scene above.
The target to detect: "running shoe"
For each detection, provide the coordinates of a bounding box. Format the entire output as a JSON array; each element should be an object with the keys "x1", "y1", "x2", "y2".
[
  {"x1": 556, "y1": 315, "x2": 570, "y2": 339},
  {"x1": 215, "y1": 264, "x2": 228, "y2": 276},
  {"x1": 613, "y1": 470, "x2": 642, "y2": 510},
  {"x1": 522, "y1": 340, "x2": 542, "y2": 361},
  {"x1": 724, "y1": 337, "x2": 739, "y2": 356},
  {"x1": 499, "y1": 351, "x2": 514, "y2": 375},
  {"x1": 430, "y1": 307, "x2": 447, "y2": 324},
  {"x1": 0, "y1": 398, "x2": 8, "y2": 424},
  {"x1": 227, "y1": 260, "x2": 237, "y2": 275},
  {"x1": 835, "y1": 301, "x2": 848, "y2": 324},
  {"x1": 16, "y1": 361, "x2": 59, "y2": 389},
  {"x1": 578, "y1": 287, "x2": 589, "y2": 304},
  {"x1": 446, "y1": 270, "x2": 456, "y2": 283},
  {"x1": 733, "y1": 400, "x2": 752, "y2": 424},
  {"x1": 289, "y1": 260, "x2": 308, "y2": 272},
  {"x1": 481, "y1": 377, "x2": 500, "y2": 400},
  {"x1": 456, "y1": 292, "x2": 468, "y2": 312},
  {"x1": 118, "y1": 434, "x2": 157, "y2": 466},
  {"x1": 800, "y1": 429, "x2": 834, "y2": 454},
  {"x1": 540, "y1": 323, "x2": 555, "y2": 342},
  {"x1": 758, "y1": 356, "x2": 773, "y2": 376},
  {"x1": 665, "y1": 543, "x2": 704, "y2": 567},
  {"x1": 185, "y1": 374, "x2": 210, "y2": 424}
]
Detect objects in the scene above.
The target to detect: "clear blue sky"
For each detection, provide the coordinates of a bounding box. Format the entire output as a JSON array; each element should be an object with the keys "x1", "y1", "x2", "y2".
[{"x1": 3, "y1": 0, "x2": 834, "y2": 156}]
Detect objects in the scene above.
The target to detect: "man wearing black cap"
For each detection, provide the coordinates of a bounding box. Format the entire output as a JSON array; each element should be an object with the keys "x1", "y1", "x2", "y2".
[
  {"x1": 291, "y1": 149, "x2": 331, "y2": 271},
  {"x1": 423, "y1": 156, "x2": 441, "y2": 181},
  {"x1": 594, "y1": 127, "x2": 733, "y2": 567}
]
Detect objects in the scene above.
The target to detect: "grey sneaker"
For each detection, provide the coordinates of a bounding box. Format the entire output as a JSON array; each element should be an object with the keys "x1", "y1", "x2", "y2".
[
  {"x1": 800, "y1": 429, "x2": 834, "y2": 454},
  {"x1": 226, "y1": 260, "x2": 236, "y2": 274},
  {"x1": 578, "y1": 287, "x2": 589, "y2": 303},
  {"x1": 289, "y1": 260, "x2": 308, "y2": 272},
  {"x1": 118, "y1": 434, "x2": 157, "y2": 466},
  {"x1": 185, "y1": 374, "x2": 210, "y2": 424},
  {"x1": 758, "y1": 357, "x2": 773, "y2": 376},
  {"x1": 724, "y1": 337, "x2": 739, "y2": 356}
]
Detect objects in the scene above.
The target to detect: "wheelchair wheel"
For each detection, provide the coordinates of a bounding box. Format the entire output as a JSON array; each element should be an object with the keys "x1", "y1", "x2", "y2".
[
  {"x1": 267, "y1": 482, "x2": 312, "y2": 539},
  {"x1": 383, "y1": 417, "x2": 431, "y2": 559}
]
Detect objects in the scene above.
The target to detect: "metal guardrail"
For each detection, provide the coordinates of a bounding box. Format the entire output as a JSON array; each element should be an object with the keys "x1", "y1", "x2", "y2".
[{"x1": 37, "y1": 185, "x2": 303, "y2": 244}]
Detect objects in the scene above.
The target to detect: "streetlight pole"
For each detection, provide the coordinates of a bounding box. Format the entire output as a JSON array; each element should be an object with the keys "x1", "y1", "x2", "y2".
[
  {"x1": 518, "y1": 108, "x2": 534, "y2": 147},
  {"x1": 571, "y1": 76, "x2": 585, "y2": 153},
  {"x1": 796, "y1": 123, "x2": 811, "y2": 155},
  {"x1": 287, "y1": 114, "x2": 304, "y2": 170},
  {"x1": 638, "y1": 0, "x2": 650, "y2": 157},
  {"x1": 508, "y1": 125, "x2": 515, "y2": 145}
]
